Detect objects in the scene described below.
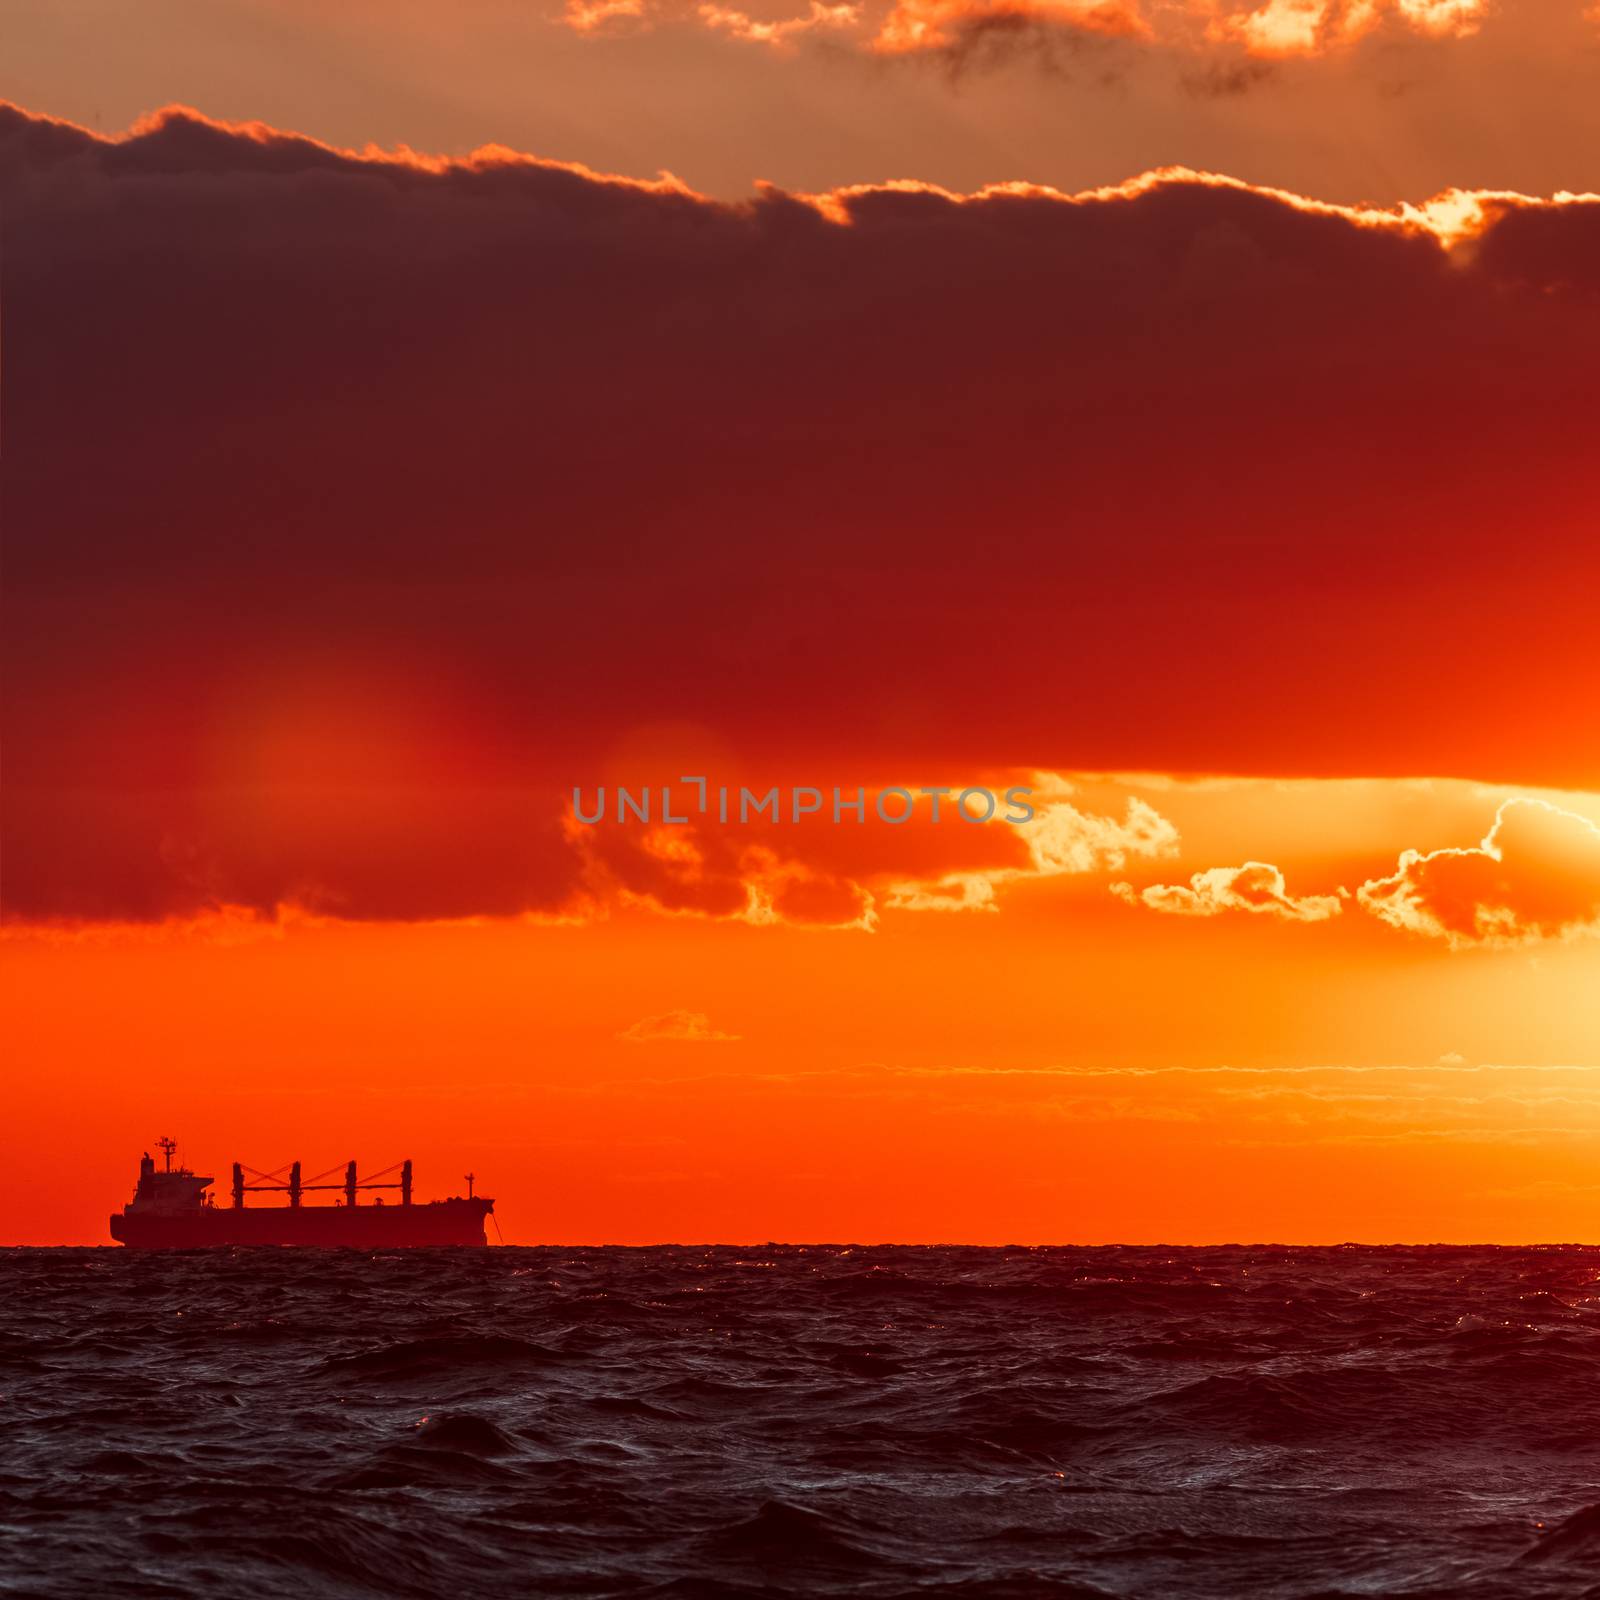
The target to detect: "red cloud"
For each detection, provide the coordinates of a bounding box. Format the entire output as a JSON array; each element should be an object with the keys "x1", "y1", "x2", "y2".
[
  {"x1": 573, "y1": 822, "x2": 880, "y2": 930},
  {"x1": 3, "y1": 103, "x2": 1599, "y2": 924},
  {"x1": 1357, "y1": 799, "x2": 1600, "y2": 949},
  {"x1": 569, "y1": 780, "x2": 1177, "y2": 928}
]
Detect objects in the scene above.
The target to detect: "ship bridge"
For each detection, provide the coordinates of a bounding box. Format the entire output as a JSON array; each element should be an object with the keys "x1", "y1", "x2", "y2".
[{"x1": 126, "y1": 1137, "x2": 215, "y2": 1214}]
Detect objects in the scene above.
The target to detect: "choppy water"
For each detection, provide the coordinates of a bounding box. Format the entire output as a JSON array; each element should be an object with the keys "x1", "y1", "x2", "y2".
[{"x1": 7, "y1": 1246, "x2": 1600, "y2": 1598}]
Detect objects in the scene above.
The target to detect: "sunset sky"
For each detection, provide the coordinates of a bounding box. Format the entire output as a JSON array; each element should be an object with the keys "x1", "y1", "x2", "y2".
[{"x1": 2, "y1": 2, "x2": 1598, "y2": 1245}]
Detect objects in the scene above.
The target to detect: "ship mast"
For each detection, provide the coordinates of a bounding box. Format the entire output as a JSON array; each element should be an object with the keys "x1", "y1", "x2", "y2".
[{"x1": 156, "y1": 1136, "x2": 178, "y2": 1173}]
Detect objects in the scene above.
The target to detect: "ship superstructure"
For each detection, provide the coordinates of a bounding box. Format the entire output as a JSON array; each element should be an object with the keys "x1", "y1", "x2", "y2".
[{"x1": 109, "y1": 1137, "x2": 493, "y2": 1247}]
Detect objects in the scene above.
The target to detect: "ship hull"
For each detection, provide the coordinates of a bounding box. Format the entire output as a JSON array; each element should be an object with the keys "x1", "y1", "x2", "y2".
[{"x1": 110, "y1": 1199, "x2": 492, "y2": 1248}]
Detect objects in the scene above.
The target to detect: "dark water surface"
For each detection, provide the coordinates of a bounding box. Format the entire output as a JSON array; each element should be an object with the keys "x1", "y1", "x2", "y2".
[{"x1": 7, "y1": 1246, "x2": 1600, "y2": 1598}]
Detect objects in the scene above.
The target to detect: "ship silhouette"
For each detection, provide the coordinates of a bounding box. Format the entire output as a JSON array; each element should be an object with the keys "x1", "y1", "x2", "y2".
[{"x1": 109, "y1": 1137, "x2": 494, "y2": 1247}]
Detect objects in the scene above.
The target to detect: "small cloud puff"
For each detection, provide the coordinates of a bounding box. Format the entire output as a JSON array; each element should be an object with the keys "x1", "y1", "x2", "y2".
[
  {"x1": 1113, "y1": 861, "x2": 1345, "y2": 921},
  {"x1": 618, "y1": 1009, "x2": 742, "y2": 1043}
]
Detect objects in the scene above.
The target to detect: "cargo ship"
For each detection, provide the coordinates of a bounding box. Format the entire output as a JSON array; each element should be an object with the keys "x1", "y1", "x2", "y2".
[{"x1": 109, "y1": 1138, "x2": 494, "y2": 1247}]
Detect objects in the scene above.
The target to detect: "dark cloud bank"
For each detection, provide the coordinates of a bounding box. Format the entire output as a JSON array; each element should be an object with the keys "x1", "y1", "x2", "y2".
[{"x1": 3, "y1": 104, "x2": 1598, "y2": 923}]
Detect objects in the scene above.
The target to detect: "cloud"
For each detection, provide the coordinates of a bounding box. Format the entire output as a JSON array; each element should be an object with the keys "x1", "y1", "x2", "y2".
[
  {"x1": 1112, "y1": 861, "x2": 1345, "y2": 920},
  {"x1": 697, "y1": 0, "x2": 862, "y2": 45},
  {"x1": 887, "y1": 794, "x2": 1179, "y2": 910},
  {"x1": 568, "y1": 818, "x2": 881, "y2": 930},
  {"x1": 871, "y1": 0, "x2": 1145, "y2": 54},
  {"x1": 1203, "y1": 0, "x2": 1486, "y2": 58},
  {"x1": 571, "y1": 779, "x2": 1176, "y2": 926},
  {"x1": 887, "y1": 1061, "x2": 1600, "y2": 1078},
  {"x1": 565, "y1": 0, "x2": 650, "y2": 30},
  {"x1": 619, "y1": 1009, "x2": 742, "y2": 1042},
  {"x1": 1357, "y1": 799, "x2": 1600, "y2": 949},
  {"x1": 1027, "y1": 796, "x2": 1179, "y2": 873},
  {"x1": 555, "y1": 0, "x2": 1491, "y2": 59},
  {"x1": 3, "y1": 103, "x2": 1600, "y2": 925}
]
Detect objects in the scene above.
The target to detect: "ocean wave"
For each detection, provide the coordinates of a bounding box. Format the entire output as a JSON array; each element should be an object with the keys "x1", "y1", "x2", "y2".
[{"x1": 6, "y1": 1244, "x2": 1600, "y2": 1596}]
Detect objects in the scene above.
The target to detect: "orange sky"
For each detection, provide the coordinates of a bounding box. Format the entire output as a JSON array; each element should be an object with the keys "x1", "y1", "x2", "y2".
[
  {"x1": 6, "y1": 776, "x2": 1598, "y2": 1244},
  {"x1": 1, "y1": 39, "x2": 1598, "y2": 1244}
]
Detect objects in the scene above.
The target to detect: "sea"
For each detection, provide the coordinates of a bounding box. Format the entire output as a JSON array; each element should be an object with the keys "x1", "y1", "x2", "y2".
[{"x1": 6, "y1": 1245, "x2": 1600, "y2": 1598}]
